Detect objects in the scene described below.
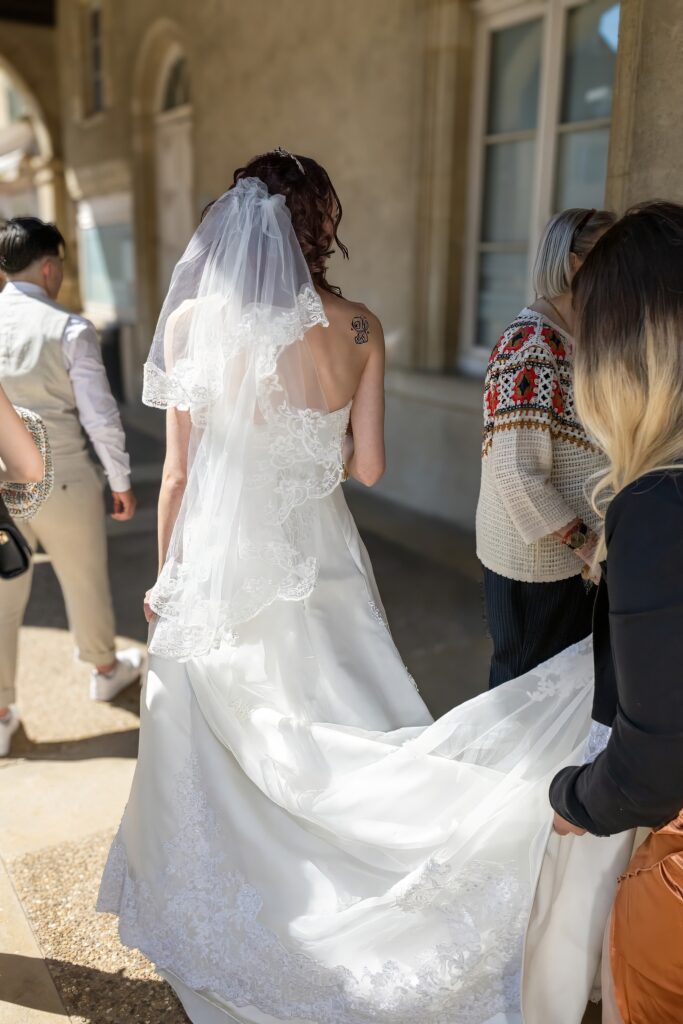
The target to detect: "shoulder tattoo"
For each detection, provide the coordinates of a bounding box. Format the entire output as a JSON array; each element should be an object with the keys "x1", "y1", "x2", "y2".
[{"x1": 351, "y1": 315, "x2": 370, "y2": 345}]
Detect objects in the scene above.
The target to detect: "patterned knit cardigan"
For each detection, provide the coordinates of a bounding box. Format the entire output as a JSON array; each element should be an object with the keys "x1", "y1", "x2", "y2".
[{"x1": 475, "y1": 308, "x2": 606, "y2": 584}]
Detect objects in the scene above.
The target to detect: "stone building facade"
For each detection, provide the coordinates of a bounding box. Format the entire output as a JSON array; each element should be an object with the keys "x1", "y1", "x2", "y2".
[{"x1": 0, "y1": 0, "x2": 680, "y2": 530}]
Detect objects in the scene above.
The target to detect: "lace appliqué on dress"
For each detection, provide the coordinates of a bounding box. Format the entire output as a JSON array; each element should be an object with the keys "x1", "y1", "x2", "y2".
[
  {"x1": 146, "y1": 398, "x2": 350, "y2": 659},
  {"x1": 525, "y1": 638, "x2": 593, "y2": 704},
  {"x1": 368, "y1": 600, "x2": 388, "y2": 628},
  {"x1": 525, "y1": 672, "x2": 564, "y2": 702},
  {"x1": 583, "y1": 721, "x2": 612, "y2": 764},
  {"x1": 98, "y1": 756, "x2": 530, "y2": 1024}
]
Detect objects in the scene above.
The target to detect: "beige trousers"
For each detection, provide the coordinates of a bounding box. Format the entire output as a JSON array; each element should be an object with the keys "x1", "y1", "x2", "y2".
[{"x1": 0, "y1": 455, "x2": 116, "y2": 706}]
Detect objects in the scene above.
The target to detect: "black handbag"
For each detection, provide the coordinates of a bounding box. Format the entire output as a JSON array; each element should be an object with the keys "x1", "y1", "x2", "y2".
[{"x1": 0, "y1": 494, "x2": 31, "y2": 579}]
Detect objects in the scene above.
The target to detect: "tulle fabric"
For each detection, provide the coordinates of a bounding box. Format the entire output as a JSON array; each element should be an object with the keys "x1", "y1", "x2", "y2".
[
  {"x1": 143, "y1": 177, "x2": 345, "y2": 659},
  {"x1": 100, "y1": 175, "x2": 634, "y2": 1023},
  {"x1": 99, "y1": 485, "x2": 633, "y2": 1024}
]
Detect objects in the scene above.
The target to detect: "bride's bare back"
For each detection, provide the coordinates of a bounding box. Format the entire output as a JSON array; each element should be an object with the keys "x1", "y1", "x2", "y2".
[{"x1": 306, "y1": 288, "x2": 386, "y2": 486}]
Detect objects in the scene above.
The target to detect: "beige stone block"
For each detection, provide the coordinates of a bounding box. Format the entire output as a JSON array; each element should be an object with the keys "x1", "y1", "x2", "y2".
[
  {"x1": 65, "y1": 158, "x2": 133, "y2": 201},
  {"x1": 0, "y1": 858, "x2": 66, "y2": 1022},
  {"x1": 0, "y1": 758, "x2": 135, "y2": 861}
]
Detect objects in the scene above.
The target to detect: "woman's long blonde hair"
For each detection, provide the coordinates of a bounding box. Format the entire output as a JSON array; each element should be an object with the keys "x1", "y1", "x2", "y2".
[{"x1": 573, "y1": 201, "x2": 683, "y2": 539}]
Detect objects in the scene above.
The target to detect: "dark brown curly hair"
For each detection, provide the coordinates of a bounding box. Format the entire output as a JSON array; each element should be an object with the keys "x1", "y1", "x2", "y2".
[{"x1": 231, "y1": 150, "x2": 348, "y2": 295}]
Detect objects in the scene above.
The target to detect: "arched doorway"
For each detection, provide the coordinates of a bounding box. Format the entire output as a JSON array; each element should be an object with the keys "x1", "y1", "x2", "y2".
[
  {"x1": 0, "y1": 60, "x2": 55, "y2": 221},
  {"x1": 154, "y1": 52, "x2": 193, "y2": 303},
  {"x1": 0, "y1": 56, "x2": 78, "y2": 307}
]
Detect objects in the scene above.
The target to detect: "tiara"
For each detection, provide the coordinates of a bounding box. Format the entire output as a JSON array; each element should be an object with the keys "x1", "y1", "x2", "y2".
[{"x1": 273, "y1": 146, "x2": 306, "y2": 175}]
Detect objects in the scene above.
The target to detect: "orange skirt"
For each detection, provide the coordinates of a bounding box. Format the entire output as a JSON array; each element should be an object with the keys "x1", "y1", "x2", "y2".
[{"x1": 611, "y1": 812, "x2": 683, "y2": 1023}]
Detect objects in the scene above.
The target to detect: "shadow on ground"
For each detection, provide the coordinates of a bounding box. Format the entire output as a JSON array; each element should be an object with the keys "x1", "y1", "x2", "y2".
[
  {"x1": 8, "y1": 724, "x2": 139, "y2": 760},
  {"x1": 0, "y1": 953, "x2": 189, "y2": 1022}
]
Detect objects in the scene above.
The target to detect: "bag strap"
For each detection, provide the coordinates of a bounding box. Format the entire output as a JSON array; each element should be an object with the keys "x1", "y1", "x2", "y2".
[{"x1": 0, "y1": 491, "x2": 12, "y2": 525}]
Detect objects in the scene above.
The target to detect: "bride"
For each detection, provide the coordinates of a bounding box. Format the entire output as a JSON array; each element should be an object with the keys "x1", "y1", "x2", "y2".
[{"x1": 98, "y1": 150, "x2": 631, "y2": 1024}]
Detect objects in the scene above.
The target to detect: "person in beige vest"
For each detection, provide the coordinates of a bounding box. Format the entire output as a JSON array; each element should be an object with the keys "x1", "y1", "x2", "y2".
[{"x1": 0, "y1": 217, "x2": 143, "y2": 756}]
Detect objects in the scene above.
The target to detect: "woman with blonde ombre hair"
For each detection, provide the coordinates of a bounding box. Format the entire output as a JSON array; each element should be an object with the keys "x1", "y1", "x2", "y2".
[{"x1": 550, "y1": 201, "x2": 683, "y2": 1024}]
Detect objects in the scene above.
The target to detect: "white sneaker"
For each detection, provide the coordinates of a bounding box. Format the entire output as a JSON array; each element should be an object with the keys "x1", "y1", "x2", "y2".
[
  {"x1": 0, "y1": 705, "x2": 20, "y2": 757},
  {"x1": 90, "y1": 648, "x2": 144, "y2": 702}
]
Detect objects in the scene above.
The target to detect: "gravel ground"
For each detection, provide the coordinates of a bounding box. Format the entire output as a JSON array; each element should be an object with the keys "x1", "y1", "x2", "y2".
[{"x1": 9, "y1": 831, "x2": 188, "y2": 1024}]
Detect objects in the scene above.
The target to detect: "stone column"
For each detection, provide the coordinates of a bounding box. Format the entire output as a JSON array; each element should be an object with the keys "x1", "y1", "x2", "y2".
[
  {"x1": 413, "y1": 0, "x2": 474, "y2": 371},
  {"x1": 33, "y1": 154, "x2": 81, "y2": 310},
  {"x1": 606, "y1": 0, "x2": 683, "y2": 211}
]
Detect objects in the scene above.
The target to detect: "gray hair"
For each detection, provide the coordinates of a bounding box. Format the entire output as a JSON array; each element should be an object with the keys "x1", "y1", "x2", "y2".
[{"x1": 532, "y1": 208, "x2": 616, "y2": 300}]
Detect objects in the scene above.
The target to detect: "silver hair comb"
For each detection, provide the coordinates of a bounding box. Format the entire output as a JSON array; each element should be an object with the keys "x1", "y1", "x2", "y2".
[{"x1": 273, "y1": 146, "x2": 306, "y2": 175}]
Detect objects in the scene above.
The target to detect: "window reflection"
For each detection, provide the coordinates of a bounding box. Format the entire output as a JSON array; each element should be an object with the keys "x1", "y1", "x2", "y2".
[
  {"x1": 487, "y1": 19, "x2": 542, "y2": 135},
  {"x1": 561, "y1": 1, "x2": 620, "y2": 123},
  {"x1": 555, "y1": 128, "x2": 610, "y2": 211},
  {"x1": 554, "y1": 1, "x2": 620, "y2": 213},
  {"x1": 477, "y1": 252, "x2": 529, "y2": 352},
  {"x1": 80, "y1": 223, "x2": 136, "y2": 320},
  {"x1": 476, "y1": 18, "x2": 542, "y2": 347}
]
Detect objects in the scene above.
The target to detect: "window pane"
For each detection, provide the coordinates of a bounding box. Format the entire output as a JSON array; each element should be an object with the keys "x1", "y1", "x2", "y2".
[
  {"x1": 80, "y1": 223, "x2": 136, "y2": 318},
  {"x1": 561, "y1": 1, "x2": 620, "y2": 123},
  {"x1": 476, "y1": 251, "x2": 528, "y2": 349},
  {"x1": 87, "y1": 5, "x2": 104, "y2": 113},
  {"x1": 7, "y1": 84, "x2": 25, "y2": 122},
  {"x1": 482, "y1": 139, "x2": 535, "y2": 244},
  {"x1": 487, "y1": 19, "x2": 542, "y2": 135},
  {"x1": 162, "y1": 57, "x2": 191, "y2": 111},
  {"x1": 92, "y1": 77, "x2": 104, "y2": 113},
  {"x1": 554, "y1": 127, "x2": 609, "y2": 211},
  {"x1": 90, "y1": 8, "x2": 101, "y2": 43}
]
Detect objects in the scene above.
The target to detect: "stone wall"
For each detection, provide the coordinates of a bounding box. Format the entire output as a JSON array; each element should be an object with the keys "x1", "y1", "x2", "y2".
[
  {"x1": 607, "y1": 0, "x2": 683, "y2": 211},
  {"x1": 56, "y1": 0, "x2": 430, "y2": 367}
]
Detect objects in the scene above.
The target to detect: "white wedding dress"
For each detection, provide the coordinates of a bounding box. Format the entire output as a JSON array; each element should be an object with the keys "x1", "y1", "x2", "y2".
[{"x1": 98, "y1": 179, "x2": 633, "y2": 1024}]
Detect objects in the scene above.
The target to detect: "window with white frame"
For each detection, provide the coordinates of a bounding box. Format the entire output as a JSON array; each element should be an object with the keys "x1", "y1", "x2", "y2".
[
  {"x1": 460, "y1": 0, "x2": 620, "y2": 373},
  {"x1": 84, "y1": 0, "x2": 105, "y2": 115}
]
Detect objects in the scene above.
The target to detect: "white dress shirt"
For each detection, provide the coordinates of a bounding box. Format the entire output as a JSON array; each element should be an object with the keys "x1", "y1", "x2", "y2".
[{"x1": 6, "y1": 282, "x2": 132, "y2": 493}]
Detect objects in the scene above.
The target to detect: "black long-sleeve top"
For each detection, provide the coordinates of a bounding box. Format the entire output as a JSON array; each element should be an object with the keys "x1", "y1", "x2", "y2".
[{"x1": 550, "y1": 471, "x2": 683, "y2": 836}]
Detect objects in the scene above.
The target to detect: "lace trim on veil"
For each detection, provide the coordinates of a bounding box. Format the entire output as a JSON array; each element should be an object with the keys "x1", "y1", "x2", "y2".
[
  {"x1": 141, "y1": 287, "x2": 327, "y2": 418},
  {"x1": 143, "y1": 284, "x2": 351, "y2": 660}
]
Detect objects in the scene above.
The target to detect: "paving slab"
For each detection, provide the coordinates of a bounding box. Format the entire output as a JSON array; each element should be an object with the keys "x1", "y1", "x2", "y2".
[
  {"x1": 0, "y1": 758, "x2": 135, "y2": 861},
  {"x1": 0, "y1": 857, "x2": 66, "y2": 1023},
  {"x1": 9, "y1": 832, "x2": 187, "y2": 1024}
]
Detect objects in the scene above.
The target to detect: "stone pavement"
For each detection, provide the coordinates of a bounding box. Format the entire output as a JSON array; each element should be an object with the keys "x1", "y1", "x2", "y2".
[{"x1": 0, "y1": 413, "x2": 599, "y2": 1024}]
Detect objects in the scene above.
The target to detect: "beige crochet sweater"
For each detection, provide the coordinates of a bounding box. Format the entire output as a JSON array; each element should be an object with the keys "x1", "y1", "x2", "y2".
[{"x1": 476, "y1": 308, "x2": 606, "y2": 583}]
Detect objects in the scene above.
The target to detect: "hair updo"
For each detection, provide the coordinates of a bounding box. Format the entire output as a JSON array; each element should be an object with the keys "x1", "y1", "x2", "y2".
[{"x1": 231, "y1": 151, "x2": 348, "y2": 295}]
